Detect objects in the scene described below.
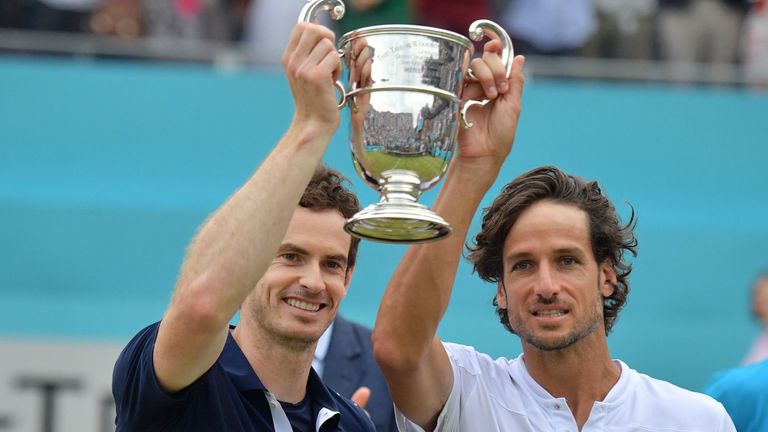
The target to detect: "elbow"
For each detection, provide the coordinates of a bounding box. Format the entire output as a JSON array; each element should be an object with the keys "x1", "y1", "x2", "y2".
[
  {"x1": 372, "y1": 329, "x2": 423, "y2": 377},
  {"x1": 168, "y1": 274, "x2": 233, "y2": 333}
]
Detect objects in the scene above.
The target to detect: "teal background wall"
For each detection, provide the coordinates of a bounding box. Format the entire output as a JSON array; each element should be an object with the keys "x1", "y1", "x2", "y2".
[{"x1": 1, "y1": 56, "x2": 767, "y2": 392}]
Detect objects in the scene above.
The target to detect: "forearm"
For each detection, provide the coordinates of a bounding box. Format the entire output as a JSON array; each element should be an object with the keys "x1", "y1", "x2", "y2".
[
  {"x1": 373, "y1": 162, "x2": 499, "y2": 363},
  {"x1": 173, "y1": 123, "x2": 332, "y2": 321},
  {"x1": 155, "y1": 121, "x2": 334, "y2": 392},
  {"x1": 372, "y1": 161, "x2": 500, "y2": 429}
]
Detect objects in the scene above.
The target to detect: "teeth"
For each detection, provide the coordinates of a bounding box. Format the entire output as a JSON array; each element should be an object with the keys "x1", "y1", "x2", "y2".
[
  {"x1": 535, "y1": 310, "x2": 564, "y2": 317},
  {"x1": 286, "y1": 299, "x2": 320, "y2": 312}
]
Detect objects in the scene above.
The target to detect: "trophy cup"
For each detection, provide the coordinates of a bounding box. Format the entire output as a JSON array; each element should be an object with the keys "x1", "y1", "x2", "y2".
[{"x1": 299, "y1": 0, "x2": 513, "y2": 243}]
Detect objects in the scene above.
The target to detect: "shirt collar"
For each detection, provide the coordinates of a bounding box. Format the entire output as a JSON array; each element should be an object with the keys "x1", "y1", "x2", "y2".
[
  {"x1": 312, "y1": 322, "x2": 334, "y2": 376},
  {"x1": 219, "y1": 325, "x2": 341, "y2": 413},
  {"x1": 512, "y1": 354, "x2": 629, "y2": 406},
  {"x1": 219, "y1": 326, "x2": 266, "y2": 392}
]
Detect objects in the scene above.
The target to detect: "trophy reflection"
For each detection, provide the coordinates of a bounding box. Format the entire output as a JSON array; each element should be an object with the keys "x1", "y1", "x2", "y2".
[{"x1": 300, "y1": 0, "x2": 512, "y2": 243}]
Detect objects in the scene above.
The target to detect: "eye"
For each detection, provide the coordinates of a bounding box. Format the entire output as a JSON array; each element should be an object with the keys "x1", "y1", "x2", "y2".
[
  {"x1": 323, "y1": 260, "x2": 346, "y2": 272},
  {"x1": 511, "y1": 261, "x2": 531, "y2": 272},
  {"x1": 560, "y1": 256, "x2": 578, "y2": 266},
  {"x1": 280, "y1": 253, "x2": 299, "y2": 262}
]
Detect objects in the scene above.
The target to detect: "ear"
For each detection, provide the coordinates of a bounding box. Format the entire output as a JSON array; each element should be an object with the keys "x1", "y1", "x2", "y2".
[
  {"x1": 600, "y1": 261, "x2": 617, "y2": 298},
  {"x1": 496, "y1": 281, "x2": 508, "y2": 309},
  {"x1": 343, "y1": 266, "x2": 354, "y2": 295}
]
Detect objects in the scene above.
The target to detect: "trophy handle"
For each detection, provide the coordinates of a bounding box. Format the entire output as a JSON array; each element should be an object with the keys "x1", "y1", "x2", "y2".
[
  {"x1": 297, "y1": 0, "x2": 348, "y2": 109},
  {"x1": 298, "y1": 0, "x2": 345, "y2": 24},
  {"x1": 461, "y1": 19, "x2": 514, "y2": 129}
]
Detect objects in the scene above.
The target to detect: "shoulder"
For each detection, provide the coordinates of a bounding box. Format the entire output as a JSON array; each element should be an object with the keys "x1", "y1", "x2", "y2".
[
  {"x1": 442, "y1": 342, "x2": 522, "y2": 397},
  {"x1": 704, "y1": 360, "x2": 768, "y2": 432},
  {"x1": 443, "y1": 342, "x2": 517, "y2": 375},
  {"x1": 705, "y1": 359, "x2": 768, "y2": 398},
  {"x1": 621, "y1": 363, "x2": 733, "y2": 428},
  {"x1": 114, "y1": 322, "x2": 161, "y2": 375}
]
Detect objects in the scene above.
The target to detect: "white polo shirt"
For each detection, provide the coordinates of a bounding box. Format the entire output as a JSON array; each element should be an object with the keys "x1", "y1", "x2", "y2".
[{"x1": 395, "y1": 343, "x2": 736, "y2": 432}]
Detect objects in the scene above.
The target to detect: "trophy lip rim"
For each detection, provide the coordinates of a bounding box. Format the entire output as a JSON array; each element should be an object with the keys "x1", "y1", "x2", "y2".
[{"x1": 339, "y1": 24, "x2": 473, "y2": 49}]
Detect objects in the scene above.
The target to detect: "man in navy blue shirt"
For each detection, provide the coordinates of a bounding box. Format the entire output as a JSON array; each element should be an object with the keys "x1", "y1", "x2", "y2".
[
  {"x1": 112, "y1": 12, "x2": 513, "y2": 432},
  {"x1": 112, "y1": 20, "x2": 374, "y2": 432}
]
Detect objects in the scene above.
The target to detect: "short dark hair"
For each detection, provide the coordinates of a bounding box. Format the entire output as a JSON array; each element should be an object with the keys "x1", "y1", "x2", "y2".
[
  {"x1": 299, "y1": 165, "x2": 362, "y2": 270},
  {"x1": 467, "y1": 166, "x2": 638, "y2": 334}
]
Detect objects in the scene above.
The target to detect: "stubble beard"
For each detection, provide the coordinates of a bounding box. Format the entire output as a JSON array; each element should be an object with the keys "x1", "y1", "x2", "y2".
[
  {"x1": 508, "y1": 284, "x2": 604, "y2": 352},
  {"x1": 246, "y1": 294, "x2": 327, "y2": 352}
]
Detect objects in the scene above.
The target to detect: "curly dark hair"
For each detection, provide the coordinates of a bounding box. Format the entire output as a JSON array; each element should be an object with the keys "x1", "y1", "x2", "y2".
[
  {"x1": 467, "y1": 166, "x2": 637, "y2": 335},
  {"x1": 299, "y1": 165, "x2": 362, "y2": 270}
]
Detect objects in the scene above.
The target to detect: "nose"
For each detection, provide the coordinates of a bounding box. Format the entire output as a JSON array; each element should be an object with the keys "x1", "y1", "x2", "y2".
[
  {"x1": 299, "y1": 262, "x2": 325, "y2": 293},
  {"x1": 533, "y1": 263, "x2": 559, "y2": 300}
]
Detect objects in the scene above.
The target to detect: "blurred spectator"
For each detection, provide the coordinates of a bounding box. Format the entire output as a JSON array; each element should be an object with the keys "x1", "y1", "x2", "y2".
[
  {"x1": 499, "y1": 0, "x2": 597, "y2": 56},
  {"x1": 89, "y1": 0, "x2": 143, "y2": 38},
  {"x1": 244, "y1": 0, "x2": 333, "y2": 65},
  {"x1": 336, "y1": 0, "x2": 412, "y2": 36},
  {"x1": 704, "y1": 359, "x2": 768, "y2": 432},
  {"x1": 657, "y1": 0, "x2": 751, "y2": 64},
  {"x1": 741, "y1": 0, "x2": 768, "y2": 88},
  {"x1": 140, "y1": 0, "x2": 237, "y2": 40},
  {"x1": 412, "y1": 0, "x2": 493, "y2": 36},
  {"x1": 743, "y1": 272, "x2": 768, "y2": 365},
  {"x1": 244, "y1": 0, "x2": 409, "y2": 66},
  {"x1": 581, "y1": 0, "x2": 657, "y2": 60}
]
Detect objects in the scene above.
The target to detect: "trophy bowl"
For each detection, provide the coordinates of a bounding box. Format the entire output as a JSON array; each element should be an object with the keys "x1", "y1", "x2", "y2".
[{"x1": 300, "y1": 0, "x2": 512, "y2": 243}]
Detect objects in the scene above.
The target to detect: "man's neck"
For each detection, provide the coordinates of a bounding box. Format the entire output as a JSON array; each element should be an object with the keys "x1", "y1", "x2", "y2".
[
  {"x1": 521, "y1": 334, "x2": 620, "y2": 430},
  {"x1": 232, "y1": 323, "x2": 316, "y2": 404}
]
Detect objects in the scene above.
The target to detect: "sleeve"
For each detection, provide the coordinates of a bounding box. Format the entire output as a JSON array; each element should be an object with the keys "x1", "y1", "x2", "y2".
[
  {"x1": 393, "y1": 343, "x2": 476, "y2": 432},
  {"x1": 112, "y1": 322, "x2": 197, "y2": 430}
]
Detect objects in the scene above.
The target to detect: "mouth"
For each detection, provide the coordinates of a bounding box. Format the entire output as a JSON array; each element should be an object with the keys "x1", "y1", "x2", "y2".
[
  {"x1": 285, "y1": 298, "x2": 325, "y2": 313},
  {"x1": 533, "y1": 309, "x2": 568, "y2": 318},
  {"x1": 531, "y1": 308, "x2": 569, "y2": 319}
]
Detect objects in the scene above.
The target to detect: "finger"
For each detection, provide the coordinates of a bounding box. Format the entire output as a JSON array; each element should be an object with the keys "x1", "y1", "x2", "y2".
[
  {"x1": 325, "y1": 49, "x2": 343, "y2": 83},
  {"x1": 482, "y1": 45, "x2": 508, "y2": 94},
  {"x1": 351, "y1": 386, "x2": 371, "y2": 410},
  {"x1": 282, "y1": 23, "x2": 307, "y2": 67},
  {"x1": 302, "y1": 36, "x2": 337, "y2": 69},
  {"x1": 294, "y1": 23, "x2": 336, "y2": 65},
  {"x1": 507, "y1": 55, "x2": 526, "y2": 99},
  {"x1": 482, "y1": 37, "x2": 504, "y2": 56},
  {"x1": 361, "y1": 58, "x2": 372, "y2": 87},
  {"x1": 468, "y1": 58, "x2": 497, "y2": 99}
]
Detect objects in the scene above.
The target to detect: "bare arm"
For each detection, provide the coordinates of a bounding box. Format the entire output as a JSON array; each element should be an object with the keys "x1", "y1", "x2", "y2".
[
  {"x1": 372, "y1": 50, "x2": 525, "y2": 430},
  {"x1": 152, "y1": 22, "x2": 343, "y2": 393}
]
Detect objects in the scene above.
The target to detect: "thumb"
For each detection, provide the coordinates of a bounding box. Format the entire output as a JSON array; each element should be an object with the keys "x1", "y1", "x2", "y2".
[{"x1": 351, "y1": 386, "x2": 371, "y2": 410}]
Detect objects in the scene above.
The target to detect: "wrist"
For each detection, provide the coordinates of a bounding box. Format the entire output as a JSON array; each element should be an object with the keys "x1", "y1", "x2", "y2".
[
  {"x1": 448, "y1": 157, "x2": 503, "y2": 188},
  {"x1": 286, "y1": 116, "x2": 338, "y2": 146}
]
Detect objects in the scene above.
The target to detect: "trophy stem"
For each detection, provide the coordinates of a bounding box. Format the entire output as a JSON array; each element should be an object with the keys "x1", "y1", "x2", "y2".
[
  {"x1": 380, "y1": 170, "x2": 421, "y2": 204},
  {"x1": 344, "y1": 169, "x2": 452, "y2": 243}
]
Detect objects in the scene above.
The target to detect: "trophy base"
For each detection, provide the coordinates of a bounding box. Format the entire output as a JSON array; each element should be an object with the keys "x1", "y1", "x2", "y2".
[{"x1": 344, "y1": 202, "x2": 452, "y2": 244}]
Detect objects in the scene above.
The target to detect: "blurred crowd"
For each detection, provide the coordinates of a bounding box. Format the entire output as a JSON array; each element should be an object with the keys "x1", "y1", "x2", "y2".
[{"x1": 1, "y1": 0, "x2": 767, "y2": 83}]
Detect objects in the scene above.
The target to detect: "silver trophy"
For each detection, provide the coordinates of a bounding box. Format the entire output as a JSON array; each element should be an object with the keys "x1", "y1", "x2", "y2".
[{"x1": 299, "y1": 0, "x2": 513, "y2": 243}]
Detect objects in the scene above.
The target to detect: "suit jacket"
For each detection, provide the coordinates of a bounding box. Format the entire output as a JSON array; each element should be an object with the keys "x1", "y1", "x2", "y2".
[{"x1": 323, "y1": 315, "x2": 397, "y2": 432}]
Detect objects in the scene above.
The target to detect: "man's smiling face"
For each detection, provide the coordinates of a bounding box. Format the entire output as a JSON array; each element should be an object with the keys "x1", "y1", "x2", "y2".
[
  {"x1": 243, "y1": 207, "x2": 352, "y2": 346},
  {"x1": 497, "y1": 200, "x2": 615, "y2": 352}
]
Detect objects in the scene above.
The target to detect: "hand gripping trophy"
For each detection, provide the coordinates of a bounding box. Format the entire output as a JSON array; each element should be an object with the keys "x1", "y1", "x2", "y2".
[{"x1": 299, "y1": 0, "x2": 513, "y2": 243}]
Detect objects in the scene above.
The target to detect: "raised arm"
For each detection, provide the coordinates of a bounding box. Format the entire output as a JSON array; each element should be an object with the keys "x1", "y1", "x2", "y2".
[
  {"x1": 153, "y1": 22, "x2": 343, "y2": 393},
  {"x1": 372, "y1": 48, "x2": 525, "y2": 430}
]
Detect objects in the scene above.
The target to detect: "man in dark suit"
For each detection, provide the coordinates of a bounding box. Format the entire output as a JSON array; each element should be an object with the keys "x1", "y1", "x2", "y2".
[{"x1": 315, "y1": 315, "x2": 396, "y2": 432}]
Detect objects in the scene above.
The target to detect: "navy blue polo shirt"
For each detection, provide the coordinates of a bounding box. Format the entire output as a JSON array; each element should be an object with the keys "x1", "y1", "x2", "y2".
[{"x1": 112, "y1": 322, "x2": 375, "y2": 432}]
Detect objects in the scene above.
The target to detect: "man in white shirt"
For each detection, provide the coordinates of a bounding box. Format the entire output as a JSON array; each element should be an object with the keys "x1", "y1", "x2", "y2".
[{"x1": 372, "y1": 166, "x2": 736, "y2": 428}]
